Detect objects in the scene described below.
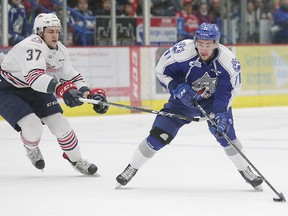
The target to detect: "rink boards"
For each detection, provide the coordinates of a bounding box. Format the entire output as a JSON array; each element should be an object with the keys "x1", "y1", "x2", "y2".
[{"x1": 0, "y1": 45, "x2": 288, "y2": 118}]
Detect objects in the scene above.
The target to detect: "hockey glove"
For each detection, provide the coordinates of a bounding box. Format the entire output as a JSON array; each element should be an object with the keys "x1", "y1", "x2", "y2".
[
  {"x1": 88, "y1": 88, "x2": 109, "y2": 114},
  {"x1": 56, "y1": 82, "x2": 83, "y2": 108},
  {"x1": 172, "y1": 83, "x2": 203, "y2": 107},
  {"x1": 209, "y1": 112, "x2": 232, "y2": 137}
]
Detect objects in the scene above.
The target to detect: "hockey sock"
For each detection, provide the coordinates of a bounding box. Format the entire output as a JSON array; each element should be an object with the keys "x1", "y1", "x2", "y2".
[
  {"x1": 223, "y1": 139, "x2": 248, "y2": 171},
  {"x1": 41, "y1": 113, "x2": 82, "y2": 162},
  {"x1": 57, "y1": 130, "x2": 81, "y2": 162},
  {"x1": 21, "y1": 131, "x2": 41, "y2": 149},
  {"x1": 18, "y1": 113, "x2": 43, "y2": 149},
  {"x1": 228, "y1": 153, "x2": 249, "y2": 171},
  {"x1": 130, "y1": 138, "x2": 157, "y2": 169}
]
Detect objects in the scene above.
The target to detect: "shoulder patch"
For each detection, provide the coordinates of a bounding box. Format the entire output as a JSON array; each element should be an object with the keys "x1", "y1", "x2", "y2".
[
  {"x1": 172, "y1": 41, "x2": 186, "y2": 54},
  {"x1": 231, "y1": 58, "x2": 240, "y2": 72},
  {"x1": 31, "y1": 36, "x2": 43, "y2": 44}
]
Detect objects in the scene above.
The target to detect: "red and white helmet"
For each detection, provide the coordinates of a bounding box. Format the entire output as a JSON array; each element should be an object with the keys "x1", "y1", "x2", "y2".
[{"x1": 33, "y1": 13, "x2": 61, "y2": 34}]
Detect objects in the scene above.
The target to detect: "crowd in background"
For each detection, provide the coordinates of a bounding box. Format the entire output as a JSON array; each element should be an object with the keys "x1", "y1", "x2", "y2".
[{"x1": 2, "y1": 0, "x2": 288, "y2": 46}]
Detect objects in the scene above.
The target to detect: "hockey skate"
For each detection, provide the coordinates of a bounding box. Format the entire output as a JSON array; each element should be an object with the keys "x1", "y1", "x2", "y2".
[
  {"x1": 115, "y1": 164, "x2": 138, "y2": 189},
  {"x1": 25, "y1": 146, "x2": 45, "y2": 170},
  {"x1": 239, "y1": 166, "x2": 263, "y2": 191},
  {"x1": 63, "y1": 153, "x2": 98, "y2": 175}
]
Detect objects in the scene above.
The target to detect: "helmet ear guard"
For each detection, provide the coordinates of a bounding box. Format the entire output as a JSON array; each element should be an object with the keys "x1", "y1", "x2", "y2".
[{"x1": 33, "y1": 13, "x2": 62, "y2": 34}]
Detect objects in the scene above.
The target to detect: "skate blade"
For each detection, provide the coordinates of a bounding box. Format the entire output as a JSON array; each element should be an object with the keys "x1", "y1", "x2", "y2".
[
  {"x1": 254, "y1": 184, "x2": 263, "y2": 192},
  {"x1": 115, "y1": 182, "x2": 123, "y2": 189},
  {"x1": 94, "y1": 172, "x2": 100, "y2": 177}
]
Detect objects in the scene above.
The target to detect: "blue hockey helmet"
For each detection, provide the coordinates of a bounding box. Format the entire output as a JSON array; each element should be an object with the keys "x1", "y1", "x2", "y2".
[{"x1": 194, "y1": 23, "x2": 221, "y2": 43}]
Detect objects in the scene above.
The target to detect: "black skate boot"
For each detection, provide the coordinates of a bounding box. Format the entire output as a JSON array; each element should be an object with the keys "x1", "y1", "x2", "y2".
[
  {"x1": 239, "y1": 166, "x2": 263, "y2": 191},
  {"x1": 63, "y1": 153, "x2": 98, "y2": 175},
  {"x1": 116, "y1": 164, "x2": 138, "y2": 188},
  {"x1": 25, "y1": 146, "x2": 45, "y2": 170}
]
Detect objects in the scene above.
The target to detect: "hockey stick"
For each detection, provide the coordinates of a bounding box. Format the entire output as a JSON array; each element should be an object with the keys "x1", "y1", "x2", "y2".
[
  {"x1": 193, "y1": 101, "x2": 286, "y2": 203},
  {"x1": 79, "y1": 98, "x2": 204, "y2": 122}
]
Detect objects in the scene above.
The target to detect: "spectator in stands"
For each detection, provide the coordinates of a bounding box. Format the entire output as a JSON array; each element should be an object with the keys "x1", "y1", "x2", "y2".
[
  {"x1": 56, "y1": 6, "x2": 65, "y2": 25},
  {"x1": 254, "y1": 0, "x2": 273, "y2": 42},
  {"x1": 95, "y1": 0, "x2": 112, "y2": 15},
  {"x1": 117, "y1": 0, "x2": 140, "y2": 17},
  {"x1": 21, "y1": 0, "x2": 35, "y2": 34},
  {"x1": 0, "y1": 10, "x2": 1, "y2": 42},
  {"x1": 272, "y1": 0, "x2": 288, "y2": 43},
  {"x1": 129, "y1": 0, "x2": 140, "y2": 16},
  {"x1": 8, "y1": 0, "x2": 28, "y2": 45},
  {"x1": 246, "y1": 1, "x2": 258, "y2": 43},
  {"x1": 22, "y1": 0, "x2": 32, "y2": 17},
  {"x1": 118, "y1": 1, "x2": 137, "y2": 17},
  {"x1": 194, "y1": 2, "x2": 214, "y2": 24},
  {"x1": 176, "y1": 0, "x2": 199, "y2": 38},
  {"x1": 70, "y1": 0, "x2": 95, "y2": 45},
  {"x1": 151, "y1": 0, "x2": 181, "y2": 16},
  {"x1": 191, "y1": 0, "x2": 206, "y2": 11},
  {"x1": 134, "y1": 0, "x2": 144, "y2": 16},
  {"x1": 89, "y1": 0, "x2": 103, "y2": 13},
  {"x1": 254, "y1": 0, "x2": 273, "y2": 20},
  {"x1": 117, "y1": 0, "x2": 139, "y2": 16},
  {"x1": 38, "y1": 0, "x2": 58, "y2": 12},
  {"x1": 209, "y1": 0, "x2": 221, "y2": 24},
  {"x1": 22, "y1": 0, "x2": 60, "y2": 35},
  {"x1": 56, "y1": 7, "x2": 74, "y2": 46},
  {"x1": 24, "y1": 0, "x2": 58, "y2": 14}
]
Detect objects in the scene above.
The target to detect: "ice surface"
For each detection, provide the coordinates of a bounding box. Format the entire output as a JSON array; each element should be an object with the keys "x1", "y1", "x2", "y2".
[{"x1": 0, "y1": 106, "x2": 287, "y2": 216}]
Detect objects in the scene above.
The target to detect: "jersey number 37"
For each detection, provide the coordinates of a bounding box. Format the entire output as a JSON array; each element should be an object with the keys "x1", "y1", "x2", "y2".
[{"x1": 26, "y1": 49, "x2": 42, "y2": 61}]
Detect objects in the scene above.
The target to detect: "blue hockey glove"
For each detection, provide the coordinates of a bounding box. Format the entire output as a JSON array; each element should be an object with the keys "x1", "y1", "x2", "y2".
[
  {"x1": 209, "y1": 112, "x2": 232, "y2": 136},
  {"x1": 172, "y1": 83, "x2": 203, "y2": 107},
  {"x1": 56, "y1": 82, "x2": 83, "y2": 108},
  {"x1": 88, "y1": 88, "x2": 109, "y2": 114}
]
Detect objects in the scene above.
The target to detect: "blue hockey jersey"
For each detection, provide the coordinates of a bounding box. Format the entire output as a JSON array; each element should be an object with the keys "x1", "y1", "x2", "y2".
[{"x1": 155, "y1": 39, "x2": 241, "y2": 114}]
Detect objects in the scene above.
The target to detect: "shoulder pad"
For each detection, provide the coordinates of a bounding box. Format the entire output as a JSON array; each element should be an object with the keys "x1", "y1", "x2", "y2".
[
  {"x1": 218, "y1": 45, "x2": 241, "y2": 74},
  {"x1": 170, "y1": 39, "x2": 196, "y2": 61}
]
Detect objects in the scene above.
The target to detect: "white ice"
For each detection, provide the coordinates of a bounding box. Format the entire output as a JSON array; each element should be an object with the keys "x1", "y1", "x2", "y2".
[{"x1": 0, "y1": 106, "x2": 287, "y2": 216}]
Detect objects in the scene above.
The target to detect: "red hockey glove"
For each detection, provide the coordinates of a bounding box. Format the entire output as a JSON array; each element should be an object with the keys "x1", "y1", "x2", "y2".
[
  {"x1": 88, "y1": 88, "x2": 109, "y2": 114},
  {"x1": 56, "y1": 82, "x2": 83, "y2": 107}
]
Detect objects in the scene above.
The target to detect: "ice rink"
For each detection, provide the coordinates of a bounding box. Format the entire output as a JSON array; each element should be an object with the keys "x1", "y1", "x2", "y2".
[{"x1": 0, "y1": 106, "x2": 287, "y2": 216}]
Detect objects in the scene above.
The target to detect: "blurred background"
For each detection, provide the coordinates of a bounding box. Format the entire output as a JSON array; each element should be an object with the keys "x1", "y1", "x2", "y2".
[
  {"x1": 0, "y1": 0, "x2": 285, "y2": 46},
  {"x1": 0, "y1": 0, "x2": 288, "y2": 117}
]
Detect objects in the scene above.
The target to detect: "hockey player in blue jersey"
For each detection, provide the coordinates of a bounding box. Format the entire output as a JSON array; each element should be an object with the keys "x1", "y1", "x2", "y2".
[
  {"x1": 116, "y1": 23, "x2": 263, "y2": 190},
  {"x1": 0, "y1": 13, "x2": 108, "y2": 175}
]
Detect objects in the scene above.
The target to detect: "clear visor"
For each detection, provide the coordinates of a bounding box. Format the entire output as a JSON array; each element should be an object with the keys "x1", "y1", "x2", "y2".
[
  {"x1": 40, "y1": 26, "x2": 62, "y2": 35},
  {"x1": 195, "y1": 40, "x2": 217, "y2": 49}
]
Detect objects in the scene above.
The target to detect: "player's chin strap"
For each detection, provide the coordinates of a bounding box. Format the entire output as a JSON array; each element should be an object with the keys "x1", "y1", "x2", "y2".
[
  {"x1": 193, "y1": 100, "x2": 286, "y2": 203},
  {"x1": 79, "y1": 98, "x2": 206, "y2": 122}
]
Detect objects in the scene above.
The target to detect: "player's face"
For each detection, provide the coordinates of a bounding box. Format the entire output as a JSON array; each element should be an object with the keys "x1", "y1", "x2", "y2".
[
  {"x1": 196, "y1": 39, "x2": 216, "y2": 61},
  {"x1": 43, "y1": 27, "x2": 60, "y2": 49}
]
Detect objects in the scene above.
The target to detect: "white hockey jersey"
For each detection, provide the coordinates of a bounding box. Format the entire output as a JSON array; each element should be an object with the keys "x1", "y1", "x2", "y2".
[{"x1": 0, "y1": 34, "x2": 88, "y2": 93}]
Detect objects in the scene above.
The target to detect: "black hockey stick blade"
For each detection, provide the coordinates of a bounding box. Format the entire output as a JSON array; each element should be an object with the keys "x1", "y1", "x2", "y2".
[
  {"x1": 273, "y1": 193, "x2": 286, "y2": 202},
  {"x1": 80, "y1": 98, "x2": 203, "y2": 122}
]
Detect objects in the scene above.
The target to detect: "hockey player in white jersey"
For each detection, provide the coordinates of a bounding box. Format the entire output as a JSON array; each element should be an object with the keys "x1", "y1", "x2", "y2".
[
  {"x1": 0, "y1": 13, "x2": 108, "y2": 175},
  {"x1": 116, "y1": 23, "x2": 263, "y2": 190}
]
